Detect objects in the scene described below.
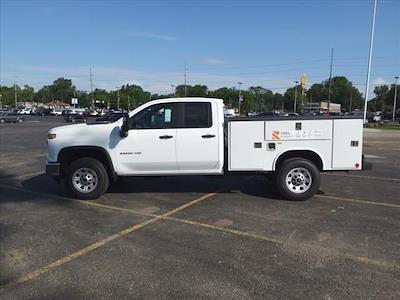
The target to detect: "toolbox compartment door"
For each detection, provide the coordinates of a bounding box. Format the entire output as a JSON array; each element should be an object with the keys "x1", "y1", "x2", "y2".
[{"x1": 332, "y1": 119, "x2": 363, "y2": 170}]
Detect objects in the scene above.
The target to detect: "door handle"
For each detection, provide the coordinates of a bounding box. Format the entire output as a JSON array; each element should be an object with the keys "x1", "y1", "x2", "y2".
[
  {"x1": 201, "y1": 134, "x2": 216, "y2": 138},
  {"x1": 159, "y1": 135, "x2": 173, "y2": 139}
]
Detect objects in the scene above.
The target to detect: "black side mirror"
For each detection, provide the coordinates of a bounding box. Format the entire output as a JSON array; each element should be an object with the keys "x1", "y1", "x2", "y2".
[{"x1": 120, "y1": 116, "x2": 129, "y2": 137}]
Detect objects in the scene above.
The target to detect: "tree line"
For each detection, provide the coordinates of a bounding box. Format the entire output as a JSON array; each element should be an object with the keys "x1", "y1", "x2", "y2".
[{"x1": 0, "y1": 76, "x2": 398, "y2": 113}]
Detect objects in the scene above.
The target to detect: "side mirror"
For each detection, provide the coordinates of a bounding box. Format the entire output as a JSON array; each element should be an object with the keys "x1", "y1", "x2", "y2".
[{"x1": 120, "y1": 117, "x2": 129, "y2": 138}]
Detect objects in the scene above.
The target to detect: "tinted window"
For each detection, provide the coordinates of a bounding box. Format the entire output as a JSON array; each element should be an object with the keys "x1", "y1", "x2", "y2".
[
  {"x1": 183, "y1": 102, "x2": 212, "y2": 128},
  {"x1": 132, "y1": 103, "x2": 176, "y2": 129}
]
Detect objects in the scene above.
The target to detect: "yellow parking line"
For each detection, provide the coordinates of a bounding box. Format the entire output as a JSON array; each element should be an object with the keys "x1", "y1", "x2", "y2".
[
  {"x1": 77, "y1": 200, "x2": 399, "y2": 270},
  {"x1": 78, "y1": 200, "x2": 283, "y2": 244},
  {"x1": 322, "y1": 173, "x2": 400, "y2": 182},
  {"x1": 0, "y1": 192, "x2": 216, "y2": 293},
  {"x1": 1, "y1": 183, "x2": 399, "y2": 292},
  {"x1": 315, "y1": 194, "x2": 400, "y2": 209}
]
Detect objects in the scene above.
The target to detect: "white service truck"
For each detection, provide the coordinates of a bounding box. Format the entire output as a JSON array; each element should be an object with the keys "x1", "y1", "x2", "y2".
[{"x1": 46, "y1": 98, "x2": 366, "y2": 201}]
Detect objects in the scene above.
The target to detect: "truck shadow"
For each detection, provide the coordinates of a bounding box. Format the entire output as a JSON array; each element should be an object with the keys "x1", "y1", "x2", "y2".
[
  {"x1": 0, "y1": 172, "x2": 287, "y2": 202},
  {"x1": 17, "y1": 173, "x2": 284, "y2": 201}
]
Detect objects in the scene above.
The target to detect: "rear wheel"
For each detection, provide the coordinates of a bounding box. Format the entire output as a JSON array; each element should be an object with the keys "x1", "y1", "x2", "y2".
[
  {"x1": 66, "y1": 158, "x2": 109, "y2": 200},
  {"x1": 0, "y1": 119, "x2": 4, "y2": 123},
  {"x1": 275, "y1": 158, "x2": 320, "y2": 201},
  {"x1": 18, "y1": 118, "x2": 23, "y2": 123}
]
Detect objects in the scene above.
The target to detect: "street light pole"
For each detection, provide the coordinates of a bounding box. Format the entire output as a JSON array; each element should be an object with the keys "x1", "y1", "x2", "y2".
[
  {"x1": 294, "y1": 81, "x2": 299, "y2": 113},
  {"x1": 363, "y1": 0, "x2": 378, "y2": 124},
  {"x1": 171, "y1": 84, "x2": 175, "y2": 97},
  {"x1": 328, "y1": 48, "x2": 334, "y2": 112},
  {"x1": 238, "y1": 82, "x2": 242, "y2": 116},
  {"x1": 393, "y1": 76, "x2": 399, "y2": 123}
]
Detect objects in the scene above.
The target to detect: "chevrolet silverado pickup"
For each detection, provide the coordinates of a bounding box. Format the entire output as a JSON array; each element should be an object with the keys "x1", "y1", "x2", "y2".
[{"x1": 46, "y1": 97, "x2": 365, "y2": 201}]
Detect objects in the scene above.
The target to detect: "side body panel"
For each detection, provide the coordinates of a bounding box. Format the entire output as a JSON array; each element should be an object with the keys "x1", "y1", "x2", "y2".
[
  {"x1": 228, "y1": 118, "x2": 363, "y2": 172},
  {"x1": 332, "y1": 119, "x2": 363, "y2": 170}
]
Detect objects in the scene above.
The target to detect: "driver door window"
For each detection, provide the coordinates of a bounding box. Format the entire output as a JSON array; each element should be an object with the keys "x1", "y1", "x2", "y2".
[{"x1": 131, "y1": 103, "x2": 176, "y2": 129}]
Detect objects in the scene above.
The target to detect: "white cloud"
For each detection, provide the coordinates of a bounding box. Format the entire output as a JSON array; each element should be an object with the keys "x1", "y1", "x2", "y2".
[
  {"x1": 126, "y1": 31, "x2": 181, "y2": 42},
  {"x1": 372, "y1": 77, "x2": 387, "y2": 86},
  {"x1": 1, "y1": 64, "x2": 297, "y2": 95},
  {"x1": 203, "y1": 58, "x2": 228, "y2": 65}
]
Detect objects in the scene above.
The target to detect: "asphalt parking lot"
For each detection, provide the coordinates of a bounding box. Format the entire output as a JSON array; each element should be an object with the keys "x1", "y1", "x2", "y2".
[{"x1": 0, "y1": 116, "x2": 399, "y2": 299}]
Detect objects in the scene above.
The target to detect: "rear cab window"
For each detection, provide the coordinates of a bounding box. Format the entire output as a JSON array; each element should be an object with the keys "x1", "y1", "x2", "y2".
[{"x1": 183, "y1": 102, "x2": 212, "y2": 128}]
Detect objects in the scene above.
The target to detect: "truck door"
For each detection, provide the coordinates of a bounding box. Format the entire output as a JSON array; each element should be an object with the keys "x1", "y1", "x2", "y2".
[
  {"x1": 115, "y1": 103, "x2": 178, "y2": 174},
  {"x1": 176, "y1": 102, "x2": 220, "y2": 173}
]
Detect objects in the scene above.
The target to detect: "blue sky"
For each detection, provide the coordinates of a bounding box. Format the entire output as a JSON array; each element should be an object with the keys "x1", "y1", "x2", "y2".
[{"x1": 1, "y1": 0, "x2": 399, "y2": 97}]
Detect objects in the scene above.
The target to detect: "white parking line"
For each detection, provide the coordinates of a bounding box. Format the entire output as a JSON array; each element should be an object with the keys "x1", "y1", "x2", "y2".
[{"x1": 322, "y1": 173, "x2": 400, "y2": 182}]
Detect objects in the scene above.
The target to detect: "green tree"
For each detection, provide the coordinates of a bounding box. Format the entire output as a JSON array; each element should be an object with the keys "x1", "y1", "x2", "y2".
[{"x1": 306, "y1": 76, "x2": 362, "y2": 112}]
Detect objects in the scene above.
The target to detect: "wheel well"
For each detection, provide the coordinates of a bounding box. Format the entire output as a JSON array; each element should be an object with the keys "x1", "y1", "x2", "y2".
[
  {"x1": 58, "y1": 146, "x2": 116, "y2": 180},
  {"x1": 275, "y1": 150, "x2": 323, "y2": 171}
]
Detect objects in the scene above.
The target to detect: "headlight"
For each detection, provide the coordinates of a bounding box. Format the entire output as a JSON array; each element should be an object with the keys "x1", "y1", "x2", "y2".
[{"x1": 48, "y1": 133, "x2": 56, "y2": 139}]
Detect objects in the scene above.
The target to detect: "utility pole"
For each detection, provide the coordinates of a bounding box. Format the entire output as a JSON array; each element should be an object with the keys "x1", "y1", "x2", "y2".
[
  {"x1": 363, "y1": 0, "x2": 377, "y2": 124},
  {"x1": 0, "y1": 94, "x2": 3, "y2": 110},
  {"x1": 184, "y1": 61, "x2": 187, "y2": 97},
  {"x1": 128, "y1": 95, "x2": 130, "y2": 111},
  {"x1": 238, "y1": 82, "x2": 242, "y2": 116},
  {"x1": 294, "y1": 81, "x2": 299, "y2": 113},
  {"x1": 328, "y1": 48, "x2": 334, "y2": 113},
  {"x1": 393, "y1": 76, "x2": 399, "y2": 123},
  {"x1": 14, "y1": 83, "x2": 18, "y2": 108},
  {"x1": 170, "y1": 84, "x2": 175, "y2": 97},
  {"x1": 117, "y1": 90, "x2": 120, "y2": 110},
  {"x1": 90, "y1": 68, "x2": 94, "y2": 109},
  {"x1": 349, "y1": 92, "x2": 353, "y2": 112}
]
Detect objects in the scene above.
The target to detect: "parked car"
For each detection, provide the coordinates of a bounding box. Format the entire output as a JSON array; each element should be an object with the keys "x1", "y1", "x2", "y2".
[
  {"x1": 34, "y1": 108, "x2": 53, "y2": 116},
  {"x1": 65, "y1": 113, "x2": 86, "y2": 123},
  {"x1": 372, "y1": 111, "x2": 383, "y2": 123},
  {"x1": 283, "y1": 113, "x2": 300, "y2": 117},
  {"x1": 18, "y1": 108, "x2": 31, "y2": 115},
  {"x1": 252, "y1": 111, "x2": 280, "y2": 117},
  {"x1": 0, "y1": 112, "x2": 24, "y2": 123},
  {"x1": 95, "y1": 111, "x2": 127, "y2": 123},
  {"x1": 350, "y1": 111, "x2": 374, "y2": 123},
  {"x1": 51, "y1": 108, "x2": 64, "y2": 116}
]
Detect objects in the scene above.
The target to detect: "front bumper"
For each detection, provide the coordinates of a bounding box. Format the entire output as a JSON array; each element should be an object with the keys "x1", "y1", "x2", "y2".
[{"x1": 45, "y1": 162, "x2": 61, "y2": 177}]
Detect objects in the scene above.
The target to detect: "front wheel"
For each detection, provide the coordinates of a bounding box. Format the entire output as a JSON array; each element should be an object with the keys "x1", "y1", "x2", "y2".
[
  {"x1": 275, "y1": 158, "x2": 320, "y2": 201},
  {"x1": 66, "y1": 158, "x2": 109, "y2": 200}
]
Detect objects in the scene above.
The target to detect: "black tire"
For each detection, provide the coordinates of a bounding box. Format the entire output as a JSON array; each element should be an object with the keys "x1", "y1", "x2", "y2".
[
  {"x1": 65, "y1": 158, "x2": 109, "y2": 200},
  {"x1": 275, "y1": 158, "x2": 320, "y2": 201}
]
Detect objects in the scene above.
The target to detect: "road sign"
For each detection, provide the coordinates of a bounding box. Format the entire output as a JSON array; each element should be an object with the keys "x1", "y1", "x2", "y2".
[{"x1": 71, "y1": 98, "x2": 78, "y2": 105}]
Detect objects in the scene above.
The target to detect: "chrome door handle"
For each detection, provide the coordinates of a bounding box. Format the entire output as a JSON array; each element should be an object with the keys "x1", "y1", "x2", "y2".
[
  {"x1": 159, "y1": 135, "x2": 173, "y2": 139},
  {"x1": 201, "y1": 134, "x2": 216, "y2": 138}
]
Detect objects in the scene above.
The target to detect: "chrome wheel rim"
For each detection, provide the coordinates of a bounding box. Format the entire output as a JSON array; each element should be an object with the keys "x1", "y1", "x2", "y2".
[
  {"x1": 285, "y1": 167, "x2": 312, "y2": 194},
  {"x1": 72, "y1": 168, "x2": 98, "y2": 193}
]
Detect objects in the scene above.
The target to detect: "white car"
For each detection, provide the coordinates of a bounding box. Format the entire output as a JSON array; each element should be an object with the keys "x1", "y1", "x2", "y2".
[
  {"x1": 46, "y1": 97, "x2": 367, "y2": 201},
  {"x1": 18, "y1": 108, "x2": 31, "y2": 115},
  {"x1": 51, "y1": 108, "x2": 64, "y2": 116}
]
